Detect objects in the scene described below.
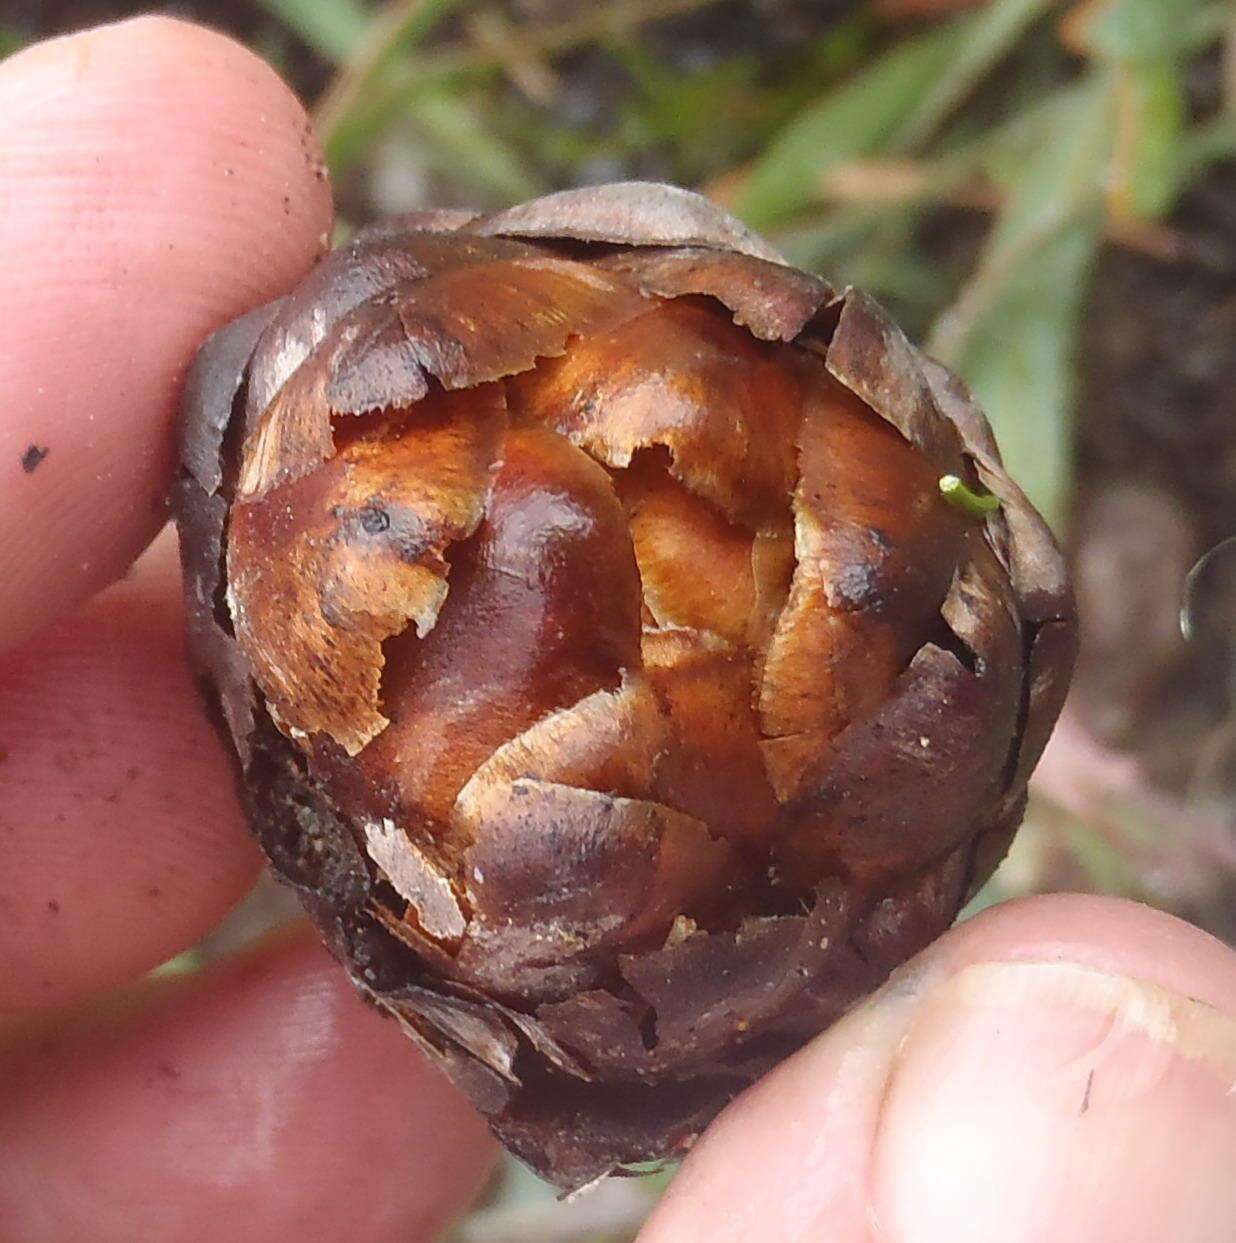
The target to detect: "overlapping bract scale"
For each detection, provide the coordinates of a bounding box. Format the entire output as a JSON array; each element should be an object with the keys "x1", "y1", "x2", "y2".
[
  {"x1": 180, "y1": 183, "x2": 1074, "y2": 1190},
  {"x1": 227, "y1": 253, "x2": 1029, "y2": 987}
]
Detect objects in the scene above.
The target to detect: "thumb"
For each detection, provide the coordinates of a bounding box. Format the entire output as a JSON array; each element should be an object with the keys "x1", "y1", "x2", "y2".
[{"x1": 638, "y1": 894, "x2": 1236, "y2": 1243}]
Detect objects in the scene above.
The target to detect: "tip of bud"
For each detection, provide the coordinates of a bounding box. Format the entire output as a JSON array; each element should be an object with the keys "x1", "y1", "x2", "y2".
[{"x1": 939, "y1": 474, "x2": 1001, "y2": 517}]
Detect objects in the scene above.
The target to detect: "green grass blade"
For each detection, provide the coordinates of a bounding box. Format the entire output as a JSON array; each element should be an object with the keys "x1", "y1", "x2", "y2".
[
  {"x1": 949, "y1": 217, "x2": 1100, "y2": 530},
  {"x1": 316, "y1": 0, "x2": 470, "y2": 173},
  {"x1": 929, "y1": 77, "x2": 1114, "y2": 528},
  {"x1": 734, "y1": 23, "x2": 961, "y2": 229},
  {"x1": 392, "y1": 0, "x2": 471, "y2": 48},
  {"x1": 1180, "y1": 0, "x2": 1233, "y2": 50},
  {"x1": 1074, "y1": 0, "x2": 1198, "y2": 221},
  {"x1": 411, "y1": 94, "x2": 544, "y2": 203},
  {"x1": 1119, "y1": 56, "x2": 1187, "y2": 220},
  {"x1": 1080, "y1": 0, "x2": 1200, "y2": 60},
  {"x1": 0, "y1": 21, "x2": 30, "y2": 58},
  {"x1": 325, "y1": 0, "x2": 724, "y2": 173},
  {"x1": 1180, "y1": 114, "x2": 1236, "y2": 177},
  {"x1": 892, "y1": 0, "x2": 1056, "y2": 151},
  {"x1": 251, "y1": 0, "x2": 370, "y2": 62},
  {"x1": 935, "y1": 76, "x2": 1112, "y2": 340}
]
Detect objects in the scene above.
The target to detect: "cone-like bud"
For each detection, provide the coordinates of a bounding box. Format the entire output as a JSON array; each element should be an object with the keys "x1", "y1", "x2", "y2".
[{"x1": 175, "y1": 183, "x2": 1074, "y2": 1189}]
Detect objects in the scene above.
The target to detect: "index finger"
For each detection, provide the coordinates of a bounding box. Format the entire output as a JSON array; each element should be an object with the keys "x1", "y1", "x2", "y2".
[{"x1": 0, "y1": 16, "x2": 333, "y2": 649}]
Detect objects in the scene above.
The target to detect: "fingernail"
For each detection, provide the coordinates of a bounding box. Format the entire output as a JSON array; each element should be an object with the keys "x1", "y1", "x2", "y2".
[{"x1": 872, "y1": 960, "x2": 1236, "y2": 1243}]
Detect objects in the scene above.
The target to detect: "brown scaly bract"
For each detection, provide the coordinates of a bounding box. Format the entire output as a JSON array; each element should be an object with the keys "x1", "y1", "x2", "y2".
[{"x1": 173, "y1": 182, "x2": 1075, "y2": 1190}]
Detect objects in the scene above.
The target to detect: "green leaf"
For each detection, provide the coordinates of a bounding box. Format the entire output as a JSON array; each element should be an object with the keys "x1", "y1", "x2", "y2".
[
  {"x1": 1179, "y1": 114, "x2": 1236, "y2": 178},
  {"x1": 737, "y1": 0, "x2": 1065, "y2": 231},
  {"x1": 325, "y1": 93, "x2": 399, "y2": 174},
  {"x1": 759, "y1": 16, "x2": 874, "y2": 131},
  {"x1": 410, "y1": 94, "x2": 543, "y2": 203},
  {"x1": 942, "y1": 77, "x2": 1112, "y2": 318},
  {"x1": 0, "y1": 21, "x2": 30, "y2": 58},
  {"x1": 943, "y1": 221, "x2": 1098, "y2": 530},
  {"x1": 930, "y1": 79, "x2": 1113, "y2": 529},
  {"x1": 734, "y1": 23, "x2": 960, "y2": 229},
  {"x1": 251, "y1": 0, "x2": 369, "y2": 62},
  {"x1": 892, "y1": 0, "x2": 1056, "y2": 151},
  {"x1": 1072, "y1": 0, "x2": 1197, "y2": 221},
  {"x1": 1080, "y1": 0, "x2": 1201, "y2": 62},
  {"x1": 326, "y1": 0, "x2": 727, "y2": 173},
  {"x1": 388, "y1": 0, "x2": 472, "y2": 50},
  {"x1": 1179, "y1": 0, "x2": 1235, "y2": 51},
  {"x1": 975, "y1": 85, "x2": 1089, "y2": 187},
  {"x1": 1117, "y1": 56, "x2": 1187, "y2": 220},
  {"x1": 316, "y1": 0, "x2": 471, "y2": 175},
  {"x1": 610, "y1": 41, "x2": 763, "y2": 179}
]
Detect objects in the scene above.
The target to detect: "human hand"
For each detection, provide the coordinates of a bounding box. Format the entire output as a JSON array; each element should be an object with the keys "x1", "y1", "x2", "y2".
[
  {"x1": 0, "y1": 19, "x2": 495, "y2": 1242},
  {"x1": 0, "y1": 19, "x2": 1232, "y2": 1243}
]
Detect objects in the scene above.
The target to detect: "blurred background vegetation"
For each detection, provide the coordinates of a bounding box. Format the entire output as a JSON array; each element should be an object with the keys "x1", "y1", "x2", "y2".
[{"x1": 4, "y1": 0, "x2": 1234, "y2": 1237}]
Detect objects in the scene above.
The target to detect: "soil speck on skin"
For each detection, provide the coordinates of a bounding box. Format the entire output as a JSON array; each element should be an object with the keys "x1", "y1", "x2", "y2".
[
  {"x1": 156, "y1": 1061, "x2": 180, "y2": 1080},
  {"x1": 21, "y1": 444, "x2": 48, "y2": 473},
  {"x1": 147, "y1": 886, "x2": 162, "y2": 899},
  {"x1": 47, "y1": 899, "x2": 60, "y2": 915}
]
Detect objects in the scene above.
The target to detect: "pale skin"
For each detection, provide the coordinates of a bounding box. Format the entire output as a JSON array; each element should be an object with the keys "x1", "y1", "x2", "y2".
[{"x1": 0, "y1": 18, "x2": 1232, "y2": 1243}]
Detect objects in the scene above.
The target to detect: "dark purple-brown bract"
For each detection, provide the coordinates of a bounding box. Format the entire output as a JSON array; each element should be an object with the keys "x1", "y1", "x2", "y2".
[{"x1": 173, "y1": 182, "x2": 1074, "y2": 1190}]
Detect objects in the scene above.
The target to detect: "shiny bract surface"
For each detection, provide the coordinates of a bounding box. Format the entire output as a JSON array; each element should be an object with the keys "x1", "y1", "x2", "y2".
[{"x1": 174, "y1": 183, "x2": 1074, "y2": 1189}]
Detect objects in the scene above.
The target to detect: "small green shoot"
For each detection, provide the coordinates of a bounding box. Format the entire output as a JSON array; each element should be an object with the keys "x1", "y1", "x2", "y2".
[{"x1": 939, "y1": 475, "x2": 1001, "y2": 517}]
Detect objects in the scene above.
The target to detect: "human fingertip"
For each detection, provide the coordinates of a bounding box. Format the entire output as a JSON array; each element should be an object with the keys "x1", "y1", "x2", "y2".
[
  {"x1": 0, "y1": 929, "x2": 496, "y2": 1243},
  {"x1": 638, "y1": 896, "x2": 1236, "y2": 1243},
  {"x1": 0, "y1": 14, "x2": 332, "y2": 648},
  {"x1": 0, "y1": 529, "x2": 261, "y2": 1009},
  {"x1": 870, "y1": 956, "x2": 1236, "y2": 1243}
]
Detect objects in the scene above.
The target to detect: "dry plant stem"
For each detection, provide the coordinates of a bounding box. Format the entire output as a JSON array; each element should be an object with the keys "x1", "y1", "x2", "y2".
[
  {"x1": 464, "y1": 7, "x2": 560, "y2": 106},
  {"x1": 817, "y1": 157, "x2": 1189, "y2": 263}
]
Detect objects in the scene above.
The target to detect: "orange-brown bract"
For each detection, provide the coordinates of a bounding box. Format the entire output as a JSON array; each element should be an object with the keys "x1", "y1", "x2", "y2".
[{"x1": 174, "y1": 183, "x2": 1074, "y2": 1190}]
